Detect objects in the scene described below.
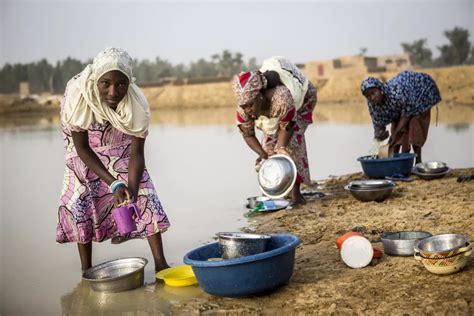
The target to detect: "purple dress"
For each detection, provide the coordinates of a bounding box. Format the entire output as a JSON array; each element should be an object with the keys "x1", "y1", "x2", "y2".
[{"x1": 56, "y1": 95, "x2": 170, "y2": 244}]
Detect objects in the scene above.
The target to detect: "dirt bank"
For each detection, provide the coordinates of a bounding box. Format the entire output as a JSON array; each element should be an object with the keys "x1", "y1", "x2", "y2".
[
  {"x1": 170, "y1": 168, "x2": 474, "y2": 315},
  {"x1": 141, "y1": 65, "x2": 474, "y2": 108}
]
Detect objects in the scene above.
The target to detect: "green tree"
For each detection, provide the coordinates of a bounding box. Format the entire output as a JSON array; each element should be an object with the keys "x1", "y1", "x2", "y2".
[
  {"x1": 401, "y1": 39, "x2": 432, "y2": 66},
  {"x1": 437, "y1": 27, "x2": 471, "y2": 66},
  {"x1": 188, "y1": 58, "x2": 218, "y2": 78}
]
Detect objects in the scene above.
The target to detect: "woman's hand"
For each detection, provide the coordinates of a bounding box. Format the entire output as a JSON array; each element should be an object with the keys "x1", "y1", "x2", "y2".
[
  {"x1": 255, "y1": 151, "x2": 268, "y2": 166},
  {"x1": 374, "y1": 128, "x2": 389, "y2": 141},
  {"x1": 275, "y1": 146, "x2": 290, "y2": 156},
  {"x1": 114, "y1": 185, "x2": 133, "y2": 206}
]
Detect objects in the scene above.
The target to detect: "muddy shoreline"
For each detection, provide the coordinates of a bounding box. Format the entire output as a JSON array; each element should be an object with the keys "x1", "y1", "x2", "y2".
[{"x1": 170, "y1": 169, "x2": 474, "y2": 315}]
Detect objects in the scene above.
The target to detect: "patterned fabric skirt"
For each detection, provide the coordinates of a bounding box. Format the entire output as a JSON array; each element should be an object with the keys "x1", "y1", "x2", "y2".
[
  {"x1": 56, "y1": 148, "x2": 170, "y2": 244},
  {"x1": 391, "y1": 108, "x2": 431, "y2": 150},
  {"x1": 262, "y1": 121, "x2": 311, "y2": 184}
]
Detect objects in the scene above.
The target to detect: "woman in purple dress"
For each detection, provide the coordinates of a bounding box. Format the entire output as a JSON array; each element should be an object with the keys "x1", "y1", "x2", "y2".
[{"x1": 57, "y1": 47, "x2": 170, "y2": 272}]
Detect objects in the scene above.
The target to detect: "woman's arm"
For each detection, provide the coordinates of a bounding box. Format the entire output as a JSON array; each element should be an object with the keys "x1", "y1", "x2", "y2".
[
  {"x1": 275, "y1": 121, "x2": 295, "y2": 150},
  {"x1": 127, "y1": 136, "x2": 146, "y2": 202},
  {"x1": 389, "y1": 116, "x2": 410, "y2": 146},
  {"x1": 239, "y1": 126, "x2": 268, "y2": 163},
  {"x1": 72, "y1": 131, "x2": 116, "y2": 185},
  {"x1": 72, "y1": 131, "x2": 131, "y2": 203}
]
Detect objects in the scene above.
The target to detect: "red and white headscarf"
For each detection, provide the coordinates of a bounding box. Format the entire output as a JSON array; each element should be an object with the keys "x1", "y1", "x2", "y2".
[{"x1": 232, "y1": 71, "x2": 267, "y2": 108}]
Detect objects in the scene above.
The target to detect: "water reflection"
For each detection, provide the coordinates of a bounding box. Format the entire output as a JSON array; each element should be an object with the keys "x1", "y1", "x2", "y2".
[{"x1": 446, "y1": 123, "x2": 470, "y2": 133}]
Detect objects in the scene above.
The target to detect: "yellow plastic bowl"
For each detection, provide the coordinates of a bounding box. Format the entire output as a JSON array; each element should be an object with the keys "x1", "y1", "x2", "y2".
[{"x1": 155, "y1": 265, "x2": 198, "y2": 287}]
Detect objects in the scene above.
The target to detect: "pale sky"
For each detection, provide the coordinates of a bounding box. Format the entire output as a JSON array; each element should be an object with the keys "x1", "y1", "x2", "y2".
[{"x1": 1, "y1": 0, "x2": 473, "y2": 65}]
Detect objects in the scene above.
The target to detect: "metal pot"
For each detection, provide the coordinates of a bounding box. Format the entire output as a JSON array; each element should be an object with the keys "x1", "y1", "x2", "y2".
[
  {"x1": 381, "y1": 231, "x2": 432, "y2": 256},
  {"x1": 82, "y1": 257, "x2": 148, "y2": 292},
  {"x1": 216, "y1": 232, "x2": 271, "y2": 259}
]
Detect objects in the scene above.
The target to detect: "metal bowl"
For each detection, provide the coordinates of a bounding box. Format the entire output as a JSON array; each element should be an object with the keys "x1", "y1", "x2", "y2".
[
  {"x1": 258, "y1": 154, "x2": 297, "y2": 198},
  {"x1": 415, "y1": 161, "x2": 448, "y2": 174},
  {"x1": 247, "y1": 196, "x2": 270, "y2": 209},
  {"x1": 412, "y1": 167, "x2": 451, "y2": 180},
  {"x1": 82, "y1": 257, "x2": 148, "y2": 292},
  {"x1": 415, "y1": 234, "x2": 470, "y2": 255},
  {"x1": 349, "y1": 179, "x2": 394, "y2": 189},
  {"x1": 381, "y1": 231, "x2": 432, "y2": 256},
  {"x1": 344, "y1": 183, "x2": 395, "y2": 202},
  {"x1": 216, "y1": 232, "x2": 271, "y2": 259}
]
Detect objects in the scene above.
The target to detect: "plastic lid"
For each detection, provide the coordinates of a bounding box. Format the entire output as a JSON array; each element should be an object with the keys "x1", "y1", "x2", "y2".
[{"x1": 340, "y1": 236, "x2": 373, "y2": 268}]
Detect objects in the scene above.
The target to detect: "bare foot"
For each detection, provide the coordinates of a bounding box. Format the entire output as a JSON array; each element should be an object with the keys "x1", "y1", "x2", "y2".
[
  {"x1": 291, "y1": 193, "x2": 306, "y2": 206},
  {"x1": 155, "y1": 263, "x2": 170, "y2": 273}
]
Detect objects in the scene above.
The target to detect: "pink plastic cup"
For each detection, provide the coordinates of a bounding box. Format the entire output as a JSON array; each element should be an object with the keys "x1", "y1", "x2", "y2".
[{"x1": 112, "y1": 202, "x2": 141, "y2": 235}]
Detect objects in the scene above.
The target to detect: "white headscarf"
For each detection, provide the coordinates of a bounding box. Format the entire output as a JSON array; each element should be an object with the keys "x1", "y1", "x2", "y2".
[
  {"x1": 62, "y1": 47, "x2": 150, "y2": 138},
  {"x1": 259, "y1": 56, "x2": 309, "y2": 111}
]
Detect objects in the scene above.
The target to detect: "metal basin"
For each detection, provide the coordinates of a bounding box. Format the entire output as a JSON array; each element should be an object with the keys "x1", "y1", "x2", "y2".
[
  {"x1": 349, "y1": 179, "x2": 394, "y2": 189},
  {"x1": 258, "y1": 154, "x2": 297, "y2": 198},
  {"x1": 344, "y1": 183, "x2": 395, "y2": 202},
  {"x1": 415, "y1": 161, "x2": 448, "y2": 174},
  {"x1": 82, "y1": 257, "x2": 147, "y2": 292},
  {"x1": 217, "y1": 232, "x2": 271, "y2": 259},
  {"x1": 415, "y1": 234, "x2": 469, "y2": 256},
  {"x1": 381, "y1": 231, "x2": 432, "y2": 256},
  {"x1": 412, "y1": 167, "x2": 451, "y2": 180}
]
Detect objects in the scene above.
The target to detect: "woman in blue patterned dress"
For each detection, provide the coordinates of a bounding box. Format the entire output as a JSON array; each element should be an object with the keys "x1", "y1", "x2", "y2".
[{"x1": 360, "y1": 71, "x2": 441, "y2": 163}]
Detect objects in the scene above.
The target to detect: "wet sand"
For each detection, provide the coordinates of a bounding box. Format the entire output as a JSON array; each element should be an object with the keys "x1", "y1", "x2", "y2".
[{"x1": 169, "y1": 168, "x2": 474, "y2": 315}]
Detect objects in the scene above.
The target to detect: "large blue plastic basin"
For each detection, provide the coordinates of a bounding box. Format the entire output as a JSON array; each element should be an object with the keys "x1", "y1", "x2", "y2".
[
  {"x1": 183, "y1": 233, "x2": 300, "y2": 297},
  {"x1": 357, "y1": 153, "x2": 416, "y2": 179}
]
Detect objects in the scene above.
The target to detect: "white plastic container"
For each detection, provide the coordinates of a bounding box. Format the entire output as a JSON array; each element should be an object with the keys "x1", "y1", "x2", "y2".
[{"x1": 340, "y1": 235, "x2": 374, "y2": 268}]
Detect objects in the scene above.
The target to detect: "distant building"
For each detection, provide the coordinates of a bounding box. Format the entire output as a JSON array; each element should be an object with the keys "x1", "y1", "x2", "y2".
[
  {"x1": 19, "y1": 81, "x2": 30, "y2": 96},
  {"x1": 304, "y1": 54, "x2": 412, "y2": 79},
  {"x1": 377, "y1": 54, "x2": 411, "y2": 72}
]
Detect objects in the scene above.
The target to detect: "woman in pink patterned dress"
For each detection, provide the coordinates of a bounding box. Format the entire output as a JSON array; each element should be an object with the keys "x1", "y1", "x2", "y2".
[
  {"x1": 233, "y1": 57, "x2": 317, "y2": 205},
  {"x1": 57, "y1": 48, "x2": 170, "y2": 272}
]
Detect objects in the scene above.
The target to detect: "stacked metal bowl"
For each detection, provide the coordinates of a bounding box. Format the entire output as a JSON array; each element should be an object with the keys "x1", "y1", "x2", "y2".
[
  {"x1": 412, "y1": 161, "x2": 450, "y2": 180},
  {"x1": 345, "y1": 180, "x2": 395, "y2": 202}
]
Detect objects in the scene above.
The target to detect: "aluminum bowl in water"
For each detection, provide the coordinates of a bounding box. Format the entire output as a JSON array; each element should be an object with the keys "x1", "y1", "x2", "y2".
[
  {"x1": 344, "y1": 183, "x2": 395, "y2": 202},
  {"x1": 381, "y1": 231, "x2": 432, "y2": 256},
  {"x1": 415, "y1": 234, "x2": 470, "y2": 256},
  {"x1": 349, "y1": 180, "x2": 394, "y2": 190},
  {"x1": 258, "y1": 154, "x2": 297, "y2": 199},
  {"x1": 415, "y1": 161, "x2": 448, "y2": 174},
  {"x1": 217, "y1": 232, "x2": 271, "y2": 259},
  {"x1": 82, "y1": 257, "x2": 147, "y2": 292}
]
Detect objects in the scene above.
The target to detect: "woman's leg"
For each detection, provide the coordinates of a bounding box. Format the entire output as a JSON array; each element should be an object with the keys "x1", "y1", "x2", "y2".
[
  {"x1": 77, "y1": 242, "x2": 92, "y2": 271},
  {"x1": 291, "y1": 181, "x2": 306, "y2": 206},
  {"x1": 413, "y1": 146, "x2": 422, "y2": 163},
  {"x1": 147, "y1": 233, "x2": 169, "y2": 272}
]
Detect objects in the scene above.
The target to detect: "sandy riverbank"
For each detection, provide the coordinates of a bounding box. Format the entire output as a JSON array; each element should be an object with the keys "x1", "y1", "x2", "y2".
[{"x1": 168, "y1": 168, "x2": 474, "y2": 315}]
